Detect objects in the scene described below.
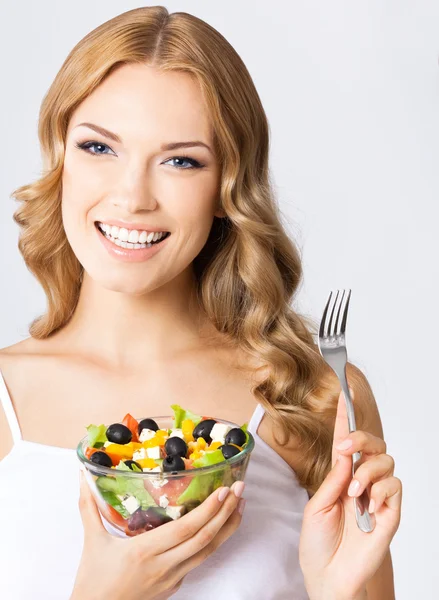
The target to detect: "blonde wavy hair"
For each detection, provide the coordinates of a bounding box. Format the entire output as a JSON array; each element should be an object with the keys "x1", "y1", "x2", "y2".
[{"x1": 11, "y1": 6, "x2": 368, "y2": 495}]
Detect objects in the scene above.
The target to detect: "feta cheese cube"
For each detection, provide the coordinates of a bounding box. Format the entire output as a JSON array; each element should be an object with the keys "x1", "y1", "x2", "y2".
[
  {"x1": 139, "y1": 428, "x2": 156, "y2": 442},
  {"x1": 103, "y1": 441, "x2": 112, "y2": 448},
  {"x1": 169, "y1": 428, "x2": 185, "y2": 439},
  {"x1": 146, "y1": 446, "x2": 161, "y2": 460},
  {"x1": 159, "y1": 494, "x2": 169, "y2": 508},
  {"x1": 133, "y1": 448, "x2": 147, "y2": 461},
  {"x1": 165, "y1": 505, "x2": 186, "y2": 520},
  {"x1": 142, "y1": 465, "x2": 162, "y2": 473},
  {"x1": 210, "y1": 423, "x2": 232, "y2": 444},
  {"x1": 152, "y1": 478, "x2": 169, "y2": 488},
  {"x1": 121, "y1": 495, "x2": 140, "y2": 514}
]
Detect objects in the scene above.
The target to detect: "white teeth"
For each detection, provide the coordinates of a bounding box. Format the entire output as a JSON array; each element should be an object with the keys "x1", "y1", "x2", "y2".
[
  {"x1": 128, "y1": 229, "x2": 139, "y2": 243},
  {"x1": 118, "y1": 228, "x2": 129, "y2": 242},
  {"x1": 97, "y1": 222, "x2": 168, "y2": 250}
]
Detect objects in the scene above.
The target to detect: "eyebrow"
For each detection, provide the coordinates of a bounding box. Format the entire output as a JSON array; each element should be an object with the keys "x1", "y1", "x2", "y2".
[{"x1": 74, "y1": 122, "x2": 212, "y2": 153}]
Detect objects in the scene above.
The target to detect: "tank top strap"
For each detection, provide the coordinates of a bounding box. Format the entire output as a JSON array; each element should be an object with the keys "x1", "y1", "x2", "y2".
[
  {"x1": 247, "y1": 402, "x2": 265, "y2": 436},
  {"x1": 0, "y1": 369, "x2": 22, "y2": 443}
]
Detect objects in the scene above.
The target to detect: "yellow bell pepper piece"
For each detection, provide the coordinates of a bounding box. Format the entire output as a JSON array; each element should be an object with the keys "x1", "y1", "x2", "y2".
[
  {"x1": 196, "y1": 437, "x2": 207, "y2": 450},
  {"x1": 136, "y1": 458, "x2": 158, "y2": 469},
  {"x1": 104, "y1": 443, "x2": 133, "y2": 459},
  {"x1": 207, "y1": 441, "x2": 222, "y2": 451},
  {"x1": 182, "y1": 419, "x2": 195, "y2": 443}
]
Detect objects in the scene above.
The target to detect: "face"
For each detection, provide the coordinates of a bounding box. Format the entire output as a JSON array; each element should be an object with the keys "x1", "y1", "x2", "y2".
[{"x1": 62, "y1": 63, "x2": 223, "y2": 295}]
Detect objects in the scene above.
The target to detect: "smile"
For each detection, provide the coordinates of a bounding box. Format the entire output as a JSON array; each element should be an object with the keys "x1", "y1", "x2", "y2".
[{"x1": 95, "y1": 221, "x2": 171, "y2": 249}]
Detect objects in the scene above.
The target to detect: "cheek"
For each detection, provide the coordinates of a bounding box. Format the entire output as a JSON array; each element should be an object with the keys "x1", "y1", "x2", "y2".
[{"x1": 61, "y1": 157, "x2": 103, "y2": 229}]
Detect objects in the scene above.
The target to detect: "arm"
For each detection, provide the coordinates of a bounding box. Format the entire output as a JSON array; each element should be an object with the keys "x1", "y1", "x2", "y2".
[{"x1": 345, "y1": 363, "x2": 396, "y2": 600}]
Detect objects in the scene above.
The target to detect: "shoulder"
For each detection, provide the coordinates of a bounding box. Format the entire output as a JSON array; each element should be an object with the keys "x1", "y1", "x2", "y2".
[{"x1": 0, "y1": 337, "x2": 44, "y2": 460}]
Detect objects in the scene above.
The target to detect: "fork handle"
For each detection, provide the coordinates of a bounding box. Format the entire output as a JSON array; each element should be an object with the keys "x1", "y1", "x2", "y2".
[{"x1": 340, "y1": 378, "x2": 376, "y2": 533}]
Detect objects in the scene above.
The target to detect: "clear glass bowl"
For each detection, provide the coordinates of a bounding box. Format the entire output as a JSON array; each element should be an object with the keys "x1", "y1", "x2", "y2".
[{"x1": 77, "y1": 416, "x2": 254, "y2": 537}]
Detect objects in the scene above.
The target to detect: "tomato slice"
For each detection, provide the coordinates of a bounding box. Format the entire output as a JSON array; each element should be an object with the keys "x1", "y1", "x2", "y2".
[
  {"x1": 105, "y1": 452, "x2": 123, "y2": 467},
  {"x1": 122, "y1": 413, "x2": 140, "y2": 443},
  {"x1": 101, "y1": 502, "x2": 127, "y2": 529},
  {"x1": 85, "y1": 446, "x2": 98, "y2": 459}
]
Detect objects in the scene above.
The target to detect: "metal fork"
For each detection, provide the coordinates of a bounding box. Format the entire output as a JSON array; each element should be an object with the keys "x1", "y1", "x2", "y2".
[{"x1": 318, "y1": 289, "x2": 376, "y2": 533}]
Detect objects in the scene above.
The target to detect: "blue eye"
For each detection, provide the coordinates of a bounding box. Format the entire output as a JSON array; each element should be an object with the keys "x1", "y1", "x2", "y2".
[
  {"x1": 75, "y1": 141, "x2": 204, "y2": 170},
  {"x1": 163, "y1": 156, "x2": 204, "y2": 170},
  {"x1": 75, "y1": 141, "x2": 115, "y2": 156}
]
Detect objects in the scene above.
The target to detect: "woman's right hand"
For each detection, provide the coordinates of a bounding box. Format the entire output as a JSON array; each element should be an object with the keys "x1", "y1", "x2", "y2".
[{"x1": 70, "y1": 469, "x2": 246, "y2": 600}]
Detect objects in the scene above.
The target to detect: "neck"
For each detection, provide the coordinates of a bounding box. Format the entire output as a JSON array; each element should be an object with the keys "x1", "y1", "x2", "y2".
[{"x1": 51, "y1": 265, "x2": 220, "y2": 371}]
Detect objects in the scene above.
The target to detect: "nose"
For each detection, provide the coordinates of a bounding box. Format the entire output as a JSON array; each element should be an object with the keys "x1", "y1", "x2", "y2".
[{"x1": 111, "y1": 165, "x2": 158, "y2": 213}]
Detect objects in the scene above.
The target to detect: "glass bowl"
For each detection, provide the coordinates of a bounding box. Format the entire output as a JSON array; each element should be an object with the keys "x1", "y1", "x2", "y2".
[{"x1": 77, "y1": 415, "x2": 254, "y2": 537}]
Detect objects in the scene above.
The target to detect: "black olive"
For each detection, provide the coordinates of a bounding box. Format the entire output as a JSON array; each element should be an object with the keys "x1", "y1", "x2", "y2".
[
  {"x1": 220, "y1": 444, "x2": 241, "y2": 459},
  {"x1": 225, "y1": 428, "x2": 247, "y2": 447},
  {"x1": 164, "y1": 436, "x2": 188, "y2": 458},
  {"x1": 137, "y1": 418, "x2": 159, "y2": 435},
  {"x1": 124, "y1": 459, "x2": 142, "y2": 471},
  {"x1": 90, "y1": 451, "x2": 113, "y2": 468},
  {"x1": 127, "y1": 507, "x2": 173, "y2": 532},
  {"x1": 163, "y1": 455, "x2": 186, "y2": 473},
  {"x1": 106, "y1": 423, "x2": 132, "y2": 445},
  {"x1": 192, "y1": 419, "x2": 217, "y2": 444}
]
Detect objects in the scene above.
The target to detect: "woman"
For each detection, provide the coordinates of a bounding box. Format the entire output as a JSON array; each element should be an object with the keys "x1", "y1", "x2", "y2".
[{"x1": 0, "y1": 6, "x2": 402, "y2": 599}]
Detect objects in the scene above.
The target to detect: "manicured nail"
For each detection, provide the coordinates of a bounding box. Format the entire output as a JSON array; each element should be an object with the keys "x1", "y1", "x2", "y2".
[
  {"x1": 238, "y1": 498, "x2": 246, "y2": 515},
  {"x1": 232, "y1": 481, "x2": 245, "y2": 498},
  {"x1": 335, "y1": 438, "x2": 353, "y2": 450},
  {"x1": 368, "y1": 499, "x2": 375, "y2": 513},
  {"x1": 348, "y1": 479, "x2": 361, "y2": 496},
  {"x1": 218, "y1": 487, "x2": 230, "y2": 502}
]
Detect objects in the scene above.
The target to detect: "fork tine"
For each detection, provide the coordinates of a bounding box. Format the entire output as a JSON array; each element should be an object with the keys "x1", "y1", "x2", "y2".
[
  {"x1": 327, "y1": 290, "x2": 340, "y2": 337},
  {"x1": 334, "y1": 289, "x2": 345, "y2": 336},
  {"x1": 340, "y1": 288, "x2": 351, "y2": 334},
  {"x1": 320, "y1": 291, "x2": 333, "y2": 339}
]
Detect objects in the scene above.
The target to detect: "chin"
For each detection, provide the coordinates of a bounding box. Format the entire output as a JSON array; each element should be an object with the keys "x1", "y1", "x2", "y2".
[{"x1": 84, "y1": 269, "x2": 163, "y2": 296}]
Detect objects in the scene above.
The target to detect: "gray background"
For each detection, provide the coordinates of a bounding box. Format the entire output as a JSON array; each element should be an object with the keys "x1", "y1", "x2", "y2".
[{"x1": 1, "y1": 1, "x2": 437, "y2": 597}]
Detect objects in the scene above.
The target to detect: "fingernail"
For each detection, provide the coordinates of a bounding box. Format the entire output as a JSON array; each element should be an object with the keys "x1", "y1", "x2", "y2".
[
  {"x1": 238, "y1": 498, "x2": 246, "y2": 515},
  {"x1": 218, "y1": 487, "x2": 230, "y2": 502},
  {"x1": 368, "y1": 499, "x2": 375, "y2": 513},
  {"x1": 232, "y1": 481, "x2": 245, "y2": 498},
  {"x1": 335, "y1": 438, "x2": 353, "y2": 450},
  {"x1": 348, "y1": 479, "x2": 361, "y2": 496}
]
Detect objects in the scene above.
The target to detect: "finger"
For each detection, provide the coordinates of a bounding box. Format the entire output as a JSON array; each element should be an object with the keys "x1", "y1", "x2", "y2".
[
  {"x1": 171, "y1": 500, "x2": 244, "y2": 583},
  {"x1": 142, "y1": 485, "x2": 233, "y2": 555},
  {"x1": 306, "y1": 453, "x2": 353, "y2": 515},
  {"x1": 78, "y1": 468, "x2": 108, "y2": 539},
  {"x1": 332, "y1": 387, "x2": 354, "y2": 468},
  {"x1": 369, "y1": 476, "x2": 403, "y2": 514},
  {"x1": 347, "y1": 454, "x2": 395, "y2": 498},
  {"x1": 335, "y1": 430, "x2": 387, "y2": 458},
  {"x1": 160, "y1": 482, "x2": 243, "y2": 564}
]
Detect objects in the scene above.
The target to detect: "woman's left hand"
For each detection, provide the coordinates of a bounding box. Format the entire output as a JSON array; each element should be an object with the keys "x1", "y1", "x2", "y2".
[{"x1": 299, "y1": 388, "x2": 402, "y2": 600}]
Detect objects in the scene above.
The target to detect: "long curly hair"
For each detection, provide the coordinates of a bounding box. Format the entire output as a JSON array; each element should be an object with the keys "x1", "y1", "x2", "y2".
[{"x1": 11, "y1": 6, "x2": 367, "y2": 495}]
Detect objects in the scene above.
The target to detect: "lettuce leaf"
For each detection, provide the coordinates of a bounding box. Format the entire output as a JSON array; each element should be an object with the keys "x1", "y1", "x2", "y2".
[
  {"x1": 86, "y1": 424, "x2": 108, "y2": 448},
  {"x1": 171, "y1": 404, "x2": 203, "y2": 429},
  {"x1": 115, "y1": 462, "x2": 157, "y2": 509},
  {"x1": 178, "y1": 450, "x2": 226, "y2": 506},
  {"x1": 240, "y1": 423, "x2": 249, "y2": 446},
  {"x1": 96, "y1": 463, "x2": 157, "y2": 510},
  {"x1": 99, "y1": 490, "x2": 131, "y2": 519},
  {"x1": 192, "y1": 449, "x2": 225, "y2": 468}
]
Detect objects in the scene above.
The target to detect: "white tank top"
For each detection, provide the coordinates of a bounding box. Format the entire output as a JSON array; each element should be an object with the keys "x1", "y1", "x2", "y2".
[{"x1": 0, "y1": 368, "x2": 310, "y2": 599}]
